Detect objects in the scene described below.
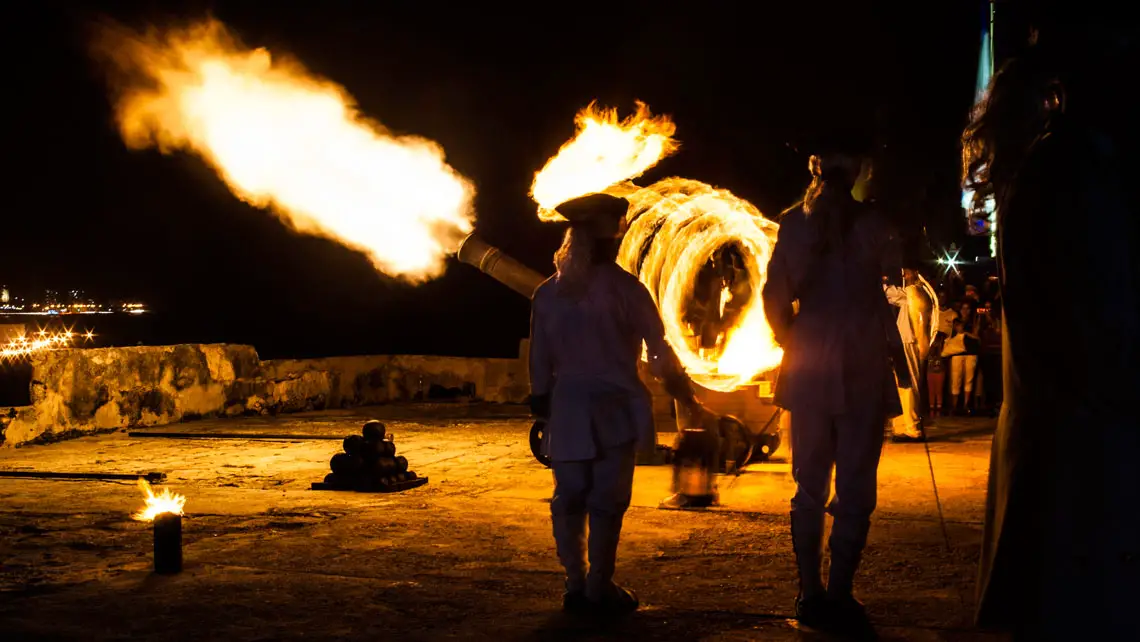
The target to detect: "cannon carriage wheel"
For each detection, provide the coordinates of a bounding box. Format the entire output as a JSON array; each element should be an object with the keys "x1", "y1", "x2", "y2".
[{"x1": 529, "y1": 420, "x2": 551, "y2": 468}]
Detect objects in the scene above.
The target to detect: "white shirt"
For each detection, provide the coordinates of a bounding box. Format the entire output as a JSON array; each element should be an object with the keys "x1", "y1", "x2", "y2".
[
  {"x1": 529, "y1": 263, "x2": 685, "y2": 461},
  {"x1": 884, "y1": 284, "x2": 916, "y2": 344},
  {"x1": 937, "y1": 307, "x2": 958, "y2": 336}
]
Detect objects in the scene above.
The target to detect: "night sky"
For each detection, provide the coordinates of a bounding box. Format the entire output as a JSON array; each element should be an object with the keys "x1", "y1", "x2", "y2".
[{"x1": 8, "y1": 1, "x2": 993, "y2": 359}]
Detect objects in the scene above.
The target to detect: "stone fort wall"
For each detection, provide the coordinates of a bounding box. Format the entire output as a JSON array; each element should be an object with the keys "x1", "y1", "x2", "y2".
[{"x1": 0, "y1": 344, "x2": 528, "y2": 447}]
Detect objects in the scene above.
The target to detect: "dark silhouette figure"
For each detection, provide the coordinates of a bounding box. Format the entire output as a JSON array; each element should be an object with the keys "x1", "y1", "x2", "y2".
[{"x1": 963, "y1": 18, "x2": 1139, "y2": 640}]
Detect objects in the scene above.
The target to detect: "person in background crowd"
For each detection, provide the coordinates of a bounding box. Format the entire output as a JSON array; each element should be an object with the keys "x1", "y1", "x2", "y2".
[
  {"x1": 763, "y1": 137, "x2": 906, "y2": 639},
  {"x1": 976, "y1": 303, "x2": 1003, "y2": 416},
  {"x1": 948, "y1": 302, "x2": 980, "y2": 415},
  {"x1": 935, "y1": 293, "x2": 957, "y2": 340},
  {"x1": 983, "y1": 275, "x2": 1001, "y2": 306},
  {"x1": 926, "y1": 331, "x2": 947, "y2": 418},
  {"x1": 973, "y1": 304, "x2": 988, "y2": 411},
  {"x1": 964, "y1": 284, "x2": 980, "y2": 305},
  {"x1": 962, "y1": 14, "x2": 1138, "y2": 638}
]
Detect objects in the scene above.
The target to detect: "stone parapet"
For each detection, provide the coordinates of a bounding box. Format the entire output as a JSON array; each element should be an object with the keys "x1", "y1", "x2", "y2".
[{"x1": 0, "y1": 344, "x2": 527, "y2": 447}]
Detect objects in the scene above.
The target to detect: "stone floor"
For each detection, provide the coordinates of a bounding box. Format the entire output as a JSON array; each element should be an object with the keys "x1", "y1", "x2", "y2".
[{"x1": 0, "y1": 407, "x2": 1005, "y2": 641}]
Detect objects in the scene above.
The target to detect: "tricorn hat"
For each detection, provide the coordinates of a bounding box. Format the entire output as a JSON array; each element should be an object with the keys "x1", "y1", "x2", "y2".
[
  {"x1": 798, "y1": 128, "x2": 875, "y2": 189},
  {"x1": 553, "y1": 193, "x2": 630, "y2": 238}
]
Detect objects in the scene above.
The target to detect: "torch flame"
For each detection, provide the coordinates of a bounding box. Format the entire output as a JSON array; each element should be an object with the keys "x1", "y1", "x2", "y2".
[
  {"x1": 532, "y1": 104, "x2": 783, "y2": 392},
  {"x1": 93, "y1": 19, "x2": 474, "y2": 281},
  {"x1": 530, "y1": 101, "x2": 677, "y2": 220},
  {"x1": 131, "y1": 478, "x2": 186, "y2": 521}
]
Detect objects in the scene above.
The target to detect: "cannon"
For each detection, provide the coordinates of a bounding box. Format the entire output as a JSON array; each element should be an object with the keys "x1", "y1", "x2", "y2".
[
  {"x1": 457, "y1": 233, "x2": 546, "y2": 298},
  {"x1": 457, "y1": 232, "x2": 784, "y2": 469}
]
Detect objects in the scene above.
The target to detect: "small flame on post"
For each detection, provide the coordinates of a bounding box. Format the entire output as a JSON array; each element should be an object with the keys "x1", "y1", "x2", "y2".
[
  {"x1": 131, "y1": 478, "x2": 186, "y2": 521},
  {"x1": 91, "y1": 19, "x2": 475, "y2": 282}
]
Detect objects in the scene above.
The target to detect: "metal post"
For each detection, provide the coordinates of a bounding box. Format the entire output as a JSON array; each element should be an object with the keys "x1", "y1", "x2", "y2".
[{"x1": 153, "y1": 512, "x2": 182, "y2": 574}]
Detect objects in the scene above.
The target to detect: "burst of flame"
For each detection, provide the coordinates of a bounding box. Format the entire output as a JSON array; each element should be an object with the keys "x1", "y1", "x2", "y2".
[
  {"x1": 93, "y1": 19, "x2": 475, "y2": 281},
  {"x1": 531, "y1": 104, "x2": 783, "y2": 392},
  {"x1": 131, "y1": 478, "x2": 186, "y2": 521},
  {"x1": 529, "y1": 102, "x2": 678, "y2": 220}
]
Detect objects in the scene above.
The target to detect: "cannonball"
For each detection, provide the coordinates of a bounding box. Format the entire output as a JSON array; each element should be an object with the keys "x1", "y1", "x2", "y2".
[
  {"x1": 394, "y1": 455, "x2": 409, "y2": 473},
  {"x1": 377, "y1": 456, "x2": 397, "y2": 472},
  {"x1": 362, "y1": 420, "x2": 387, "y2": 442},
  {"x1": 330, "y1": 452, "x2": 363, "y2": 475},
  {"x1": 343, "y1": 434, "x2": 366, "y2": 455},
  {"x1": 327, "y1": 472, "x2": 357, "y2": 489},
  {"x1": 381, "y1": 440, "x2": 396, "y2": 457},
  {"x1": 395, "y1": 472, "x2": 407, "y2": 483},
  {"x1": 405, "y1": 470, "x2": 417, "y2": 480},
  {"x1": 360, "y1": 444, "x2": 381, "y2": 467}
]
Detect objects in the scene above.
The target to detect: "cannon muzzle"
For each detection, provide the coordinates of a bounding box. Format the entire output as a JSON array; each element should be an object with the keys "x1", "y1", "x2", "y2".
[{"x1": 458, "y1": 233, "x2": 547, "y2": 298}]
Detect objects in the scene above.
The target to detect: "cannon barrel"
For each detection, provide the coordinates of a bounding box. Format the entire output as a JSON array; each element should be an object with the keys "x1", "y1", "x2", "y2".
[{"x1": 457, "y1": 233, "x2": 547, "y2": 298}]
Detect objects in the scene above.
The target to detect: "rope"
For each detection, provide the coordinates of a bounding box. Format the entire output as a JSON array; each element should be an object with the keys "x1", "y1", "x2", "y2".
[{"x1": 922, "y1": 434, "x2": 953, "y2": 553}]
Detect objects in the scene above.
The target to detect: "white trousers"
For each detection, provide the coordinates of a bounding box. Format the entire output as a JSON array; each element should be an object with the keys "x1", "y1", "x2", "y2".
[
  {"x1": 950, "y1": 354, "x2": 978, "y2": 397},
  {"x1": 890, "y1": 341, "x2": 922, "y2": 437},
  {"x1": 891, "y1": 382, "x2": 921, "y2": 437},
  {"x1": 550, "y1": 445, "x2": 637, "y2": 597}
]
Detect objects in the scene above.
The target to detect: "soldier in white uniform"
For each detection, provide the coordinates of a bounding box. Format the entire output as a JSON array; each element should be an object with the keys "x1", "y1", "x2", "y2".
[
  {"x1": 763, "y1": 142, "x2": 907, "y2": 638},
  {"x1": 884, "y1": 268, "x2": 925, "y2": 441},
  {"x1": 529, "y1": 193, "x2": 708, "y2": 615}
]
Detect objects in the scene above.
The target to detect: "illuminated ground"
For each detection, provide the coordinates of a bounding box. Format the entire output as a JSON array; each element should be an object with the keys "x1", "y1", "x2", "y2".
[{"x1": 0, "y1": 408, "x2": 1004, "y2": 641}]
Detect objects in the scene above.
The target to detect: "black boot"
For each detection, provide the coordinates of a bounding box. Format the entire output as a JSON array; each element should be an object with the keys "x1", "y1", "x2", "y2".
[
  {"x1": 552, "y1": 513, "x2": 587, "y2": 610},
  {"x1": 589, "y1": 582, "x2": 639, "y2": 616},
  {"x1": 562, "y1": 586, "x2": 591, "y2": 614},
  {"x1": 586, "y1": 513, "x2": 638, "y2": 615},
  {"x1": 826, "y1": 520, "x2": 876, "y2": 639},
  {"x1": 791, "y1": 512, "x2": 827, "y2": 627},
  {"x1": 826, "y1": 594, "x2": 877, "y2": 640},
  {"x1": 795, "y1": 594, "x2": 831, "y2": 629}
]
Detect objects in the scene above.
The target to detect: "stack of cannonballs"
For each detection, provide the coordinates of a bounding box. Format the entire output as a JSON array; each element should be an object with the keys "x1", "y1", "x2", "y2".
[{"x1": 324, "y1": 420, "x2": 419, "y2": 490}]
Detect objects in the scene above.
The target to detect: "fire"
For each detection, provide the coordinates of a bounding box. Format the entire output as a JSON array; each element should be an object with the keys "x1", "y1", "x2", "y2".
[
  {"x1": 621, "y1": 179, "x2": 783, "y2": 391},
  {"x1": 531, "y1": 104, "x2": 783, "y2": 392},
  {"x1": 93, "y1": 19, "x2": 474, "y2": 281},
  {"x1": 131, "y1": 478, "x2": 186, "y2": 521},
  {"x1": 529, "y1": 101, "x2": 678, "y2": 221}
]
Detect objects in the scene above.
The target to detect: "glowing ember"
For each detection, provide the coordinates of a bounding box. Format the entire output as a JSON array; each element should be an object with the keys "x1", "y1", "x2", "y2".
[
  {"x1": 531, "y1": 104, "x2": 783, "y2": 392},
  {"x1": 530, "y1": 101, "x2": 678, "y2": 221},
  {"x1": 131, "y1": 478, "x2": 186, "y2": 521},
  {"x1": 93, "y1": 19, "x2": 475, "y2": 282},
  {"x1": 0, "y1": 328, "x2": 93, "y2": 363}
]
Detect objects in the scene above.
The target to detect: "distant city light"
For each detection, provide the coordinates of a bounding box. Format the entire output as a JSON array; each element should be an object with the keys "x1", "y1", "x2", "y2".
[
  {"x1": 1, "y1": 326, "x2": 96, "y2": 363},
  {"x1": 0, "y1": 292, "x2": 148, "y2": 316}
]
